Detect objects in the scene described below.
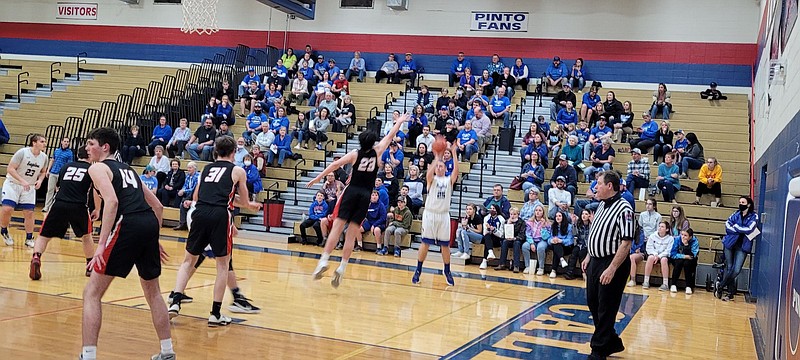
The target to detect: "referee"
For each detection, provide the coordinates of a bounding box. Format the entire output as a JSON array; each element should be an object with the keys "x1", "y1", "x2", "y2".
[{"x1": 581, "y1": 171, "x2": 634, "y2": 360}]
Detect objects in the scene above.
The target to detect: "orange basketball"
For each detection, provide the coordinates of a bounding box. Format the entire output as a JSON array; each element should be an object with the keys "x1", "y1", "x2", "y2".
[{"x1": 431, "y1": 136, "x2": 447, "y2": 154}]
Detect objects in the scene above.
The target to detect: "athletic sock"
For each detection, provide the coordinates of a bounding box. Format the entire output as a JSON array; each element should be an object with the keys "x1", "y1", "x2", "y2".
[
  {"x1": 337, "y1": 262, "x2": 347, "y2": 273},
  {"x1": 160, "y1": 338, "x2": 174, "y2": 355},
  {"x1": 415, "y1": 261, "x2": 423, "y2": 273},
  {"x1": 443, "y1": 263, "x2": 451, "y2": 274},
  {"x1": 1, "y1": 227, "x2": 7, "y2": 235},
  {"x1": 81, "y1": 346, "x2": 97, "y2": 359},
  {"x1": 231, "y1": 287, "x2": 243, "y2": 299},
  {"x1": 211, "y1": 301, "x2": 222, "y2": 317},
  {"x1": 644, "y1": 276, "x2": 650, "y2": 284},
  {"x1": 26, "y1": 233, "x2": 33, "y2": 240},
  {"x1": 320, "y1": 252, "x2": 330, "y2": 262}
]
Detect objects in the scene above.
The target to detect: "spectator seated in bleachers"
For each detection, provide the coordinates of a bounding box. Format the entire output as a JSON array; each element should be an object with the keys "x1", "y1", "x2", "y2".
[
  {"x1": 520, "y1": 187, "x2": 544, "y2": 221},
  {"x1": 672, "y1": 129, "x2": 688, "y2": 165},
  {"x1": 456, "y1": 120, "x2": 479, "y2": 162},
  {"x1": 273, "y1": 59, "x2": 289, "y2": 90},
  {"x1": 613, "y1": 101, "x2": 634, "y2": 143},
  {"x1": 416, "y1": 85, "x2": 433, "y2": 114},
  {"x1": 478, "y1": 204, "x2": 506, "y2": 269},
  {"x1": 140, "y1": 165, "x2": 158, "y2": 194},
  {"x1": 261, "y1": 82, "x2": 282, "y2": 111},
  {"x1": 459, "y1": 68, "x2": 477, "y2": 96},
  {"x1": 186, "y1": 117, "x2": 217, "y2": 161},
  {"x1": 556, "y1": 100, "x2": 578, "y2": 130},
  {"x1": 381, "y1": 196, "x2": 413, "y2": 257},
  {"x1": 574, "y1": 171, "x2": 602, "y2": 216},
  {"x1": 326, "y1": 58, "x2": 341, "y2": 80},
  {"x1": 313, "y1": 55, "x2": 328, "y2": 82},
  {"x1": 343, "y1": 51, "x2": 366, "y2": 83},
  {"x1": 486, "y1": 54, "x2": 505, "y2": 84},
  {"x1": 381, "y1": 142, "x2": 405, "y2": 178},
  {"x1": 375, "y1": 53, "x2": 399, "y2": 84},
  {"x1": 543, "y1": 56, "x2": 568, "y2": 90},
  {"x1": 587, "y1": 103, "x2": 606, "y2": 129},
  {"x1": 321, "y1": 173, "x2": 344, "y2": 212},
  {"x1": 251, "y1": 145, "x2": 266, "y2": 177},
  {"x1": 547, "y1": 211, "x2": 574, "y2": 278},
  {"x1": 522, "y1": 133, "x2": 548, "y2": 168},
  {"x1": 215, "y1": 95, "x2": 234, "y2": 126},
  {"x1": 291, "y1": 112, "x2": 309, "y2": 150},
  {"x1": 289, "y1": 73, "x2": 309, "y2": 106},
  {"x1": 670, "y1": 227, "x2": 700, "y2": 294},
  {"x1": 488, "y1": 86, "x2": 512, "y2": 128},
  {"x1": 299, "y1": 191, "x2": 328, "y2": 246},
  {"x1": 584, "y1": 138, "x2": 616, "y2": 181},
  {"x1": 407, "y1": 105, "x2": 428, "y2": 148},
  {"x1": 431, "y1": 106, "x2": 452, "y2": 136},
  {"x1": 454, "y1": 203, "x2": 483, "y2": 259},
  {"x1": 512, "y1": 58, "x2": 530, "y2": 92},
  {"x1": 483, "y1": 184, "x2": 511, "y2": 219},
  {"x1": 642, "y1": 221, "x2": 675, "y2": 291},
  {"x1": 410, "y1": 142, "x2": 433, "y2": 169},
  {"x1": 233, "y1": 137, "x2": 249, "y2": 167},
  {"x1": 470, "y1": 107, "x2": 492, "y2": 151},
  {"x1": 583, "y1": 117, "x2": 612, "y2": 162},
  {"x1": 395, "y1": 53, "x2": 418, "y2": 86},
  {"x1": 172, "y1": 161, "x2": 199, "y2": 231},
  {"x1": 147, "y1": 145, "x2": 170, "y2": 187},
  {"x1": 657, "y1": 153, "x2": 681, "y2": 204},
  {"x1": 434, "y1": 88, "x2": 451, "y2": 112},
  {"x1": 669, "y1": 205, "x2": 691, "y2": 237},
  {"x1": 404, "y1": 165, "x2": 425, "y2": 215},
  {"x1": 545, "y1": 154, "x2": 579, "y2": 205},
  {"x1": 331, "y1": 73, "x2": 349, "y2": 99},
  {"x1": 204, "y1": 97, "x2": 218, "y2": 122},
  {"x1": 266, "y1": 127, "x2": 292, "y2": 167},
  {"x1": 167, "y1": 118, "x2": 192, "y2": 158},
  {"x1": 651, "y1": 83, "x2": 672, "y2": 120},
  {"x1": 625, "y1": 148, "x2": 650, "y2": 196},
  {"x1": 520, "y1": 152, "x2": 545, "y2": 193},
  {"x1": 497, "y1": 67, "x2": 517, "y2": 100},
  {"x1": 628, "y1": 198, "x2": 662, "y2": 287},
  {"x1": 242, "y1": 154, "x2": 262, "y2": 198},
  {"x1": 239, "y1": 80, "x2": 265, "y2": 117},
  {"x1": 652, "y1": 121, "x2": 673, "y2": 165},
  {"x1": 332, "y1": 95, "x2": 355, "y2": 133},
  {"x1": 602, "y1": 91, "x2": 623, "y2": 124},
  {"x1": 468, "y1": 87, "x2": 489, "y2": 111},
  {"x1": 679, "y1": 132, "x2": 705, "y2": 179},
  {"x1": 254, "y1": 122, "x2": 275, "y2": 152},
  {"x1": 694, "y1": 157, "x2": 723, "y2": 206},
  {"x1": 238, "y1": 67, "x2": 260, "y2": 99},
  {"x1": 477, "y1": 70, "x2": 495, "y2": 97},
  {"x1": 546, "y1": 126, "x2": 564, "y2": 166},
  {"x1": 565, "y1": 209, "x2": 590, "y2": 280},
  {"x1": 156, "y1": 159, "x2": 184, "y2": 207},
  {"x1": 550, "y1": 83, "x2": 577, "y2": 122},
  {"x1": 494, "y1": 207, "x2": 526, "y2": 273},
  {"x1": 561, "y1": 135, "x2": 583, "y2": 174},
  {"x1": 547, "y1": 176, "x2": 572, "y2": 220},
  {"x1": 620, "y1": 179, "x2": 636, "y2": 210},
  {"x1": 518, "y1": 122, "x2": 546, "y2": 163},
  {"x1": 415, "y1": 126, "x2": 435, "y2": 152},
  {"x1": 356, "y1": 191, "x2": 386, "y2": 252},
  {"x1": 311, "y1": 91, "x2": 337, "y2": 122},
  {"x1": 522, "y1": 204, "x2": 550, "y2": 275},
  {"x1": 449, "y1": 52, "x2": 471, "y2": 87},
  {"x1": 309, "y1": 72, "x2": 333, "y2": 107},
  {"x1": 379, "y1": 163, "x2": 400, "y2": 205},
  {"x1": 215, "y1": 79, "x2": 235, "y2": 107},
  {"x1": 270, "y1": 106, "x2": 290, "y2": 134},
  {"x1": 307, "y1": 108, "x2": 330, "y2": 151},
  {"x1": 700, "y1": 82, "x2": 727, "y2": 100},
  {"x1": 374, "y1": 177, "x2": 390, "y2": 210},
  {"x1": 568, "y1": 58, "x2": 586, "y2": 91},
  {"x1": 580, "y1": 86, "x2": 602, "y2": 124},
  {"x1": 242, "y1": 103, "x2": 267, "y2": 144},
  {"x1": 298, "y1": 60, "x2": 316, "y2": 93},
  {"x1": 281, "y1": 47, "x2": 298, "y2": 79},
  {"x1": 629, "y1": 111, "x2": 659, "y2": 153},
  {"x1": 121, "y1": 125, "x2": 147, "y2": 165}
]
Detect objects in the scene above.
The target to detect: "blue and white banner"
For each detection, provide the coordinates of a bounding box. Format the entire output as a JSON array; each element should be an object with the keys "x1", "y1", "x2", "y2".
[{"x1": 470, "y1": 12, "x2": 528, "y2": 32}]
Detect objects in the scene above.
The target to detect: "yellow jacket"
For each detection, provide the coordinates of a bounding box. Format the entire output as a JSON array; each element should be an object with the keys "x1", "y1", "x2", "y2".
[{"x1": 699, "y1": 164, "x2": 722, "y2": 185}]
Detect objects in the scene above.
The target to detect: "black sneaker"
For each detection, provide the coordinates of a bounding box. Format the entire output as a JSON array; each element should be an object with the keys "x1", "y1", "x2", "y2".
[
  {"x1": 229, "y1": 296, "x2": 261, "y2": 314},
  {"x1": 168, "y1": 292, "x2": 193, "y2": 305},
  {"x1": 353, "y1": 244, "x2": 362, "y2": 252}
]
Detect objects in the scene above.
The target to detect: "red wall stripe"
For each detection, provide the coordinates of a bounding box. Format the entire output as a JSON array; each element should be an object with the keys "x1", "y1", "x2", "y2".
[{"x1": 0, "y1": 22, "x2": 756, "y2": 65}]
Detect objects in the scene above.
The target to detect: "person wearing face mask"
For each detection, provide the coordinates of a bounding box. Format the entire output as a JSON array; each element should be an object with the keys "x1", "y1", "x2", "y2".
[
  {"x1": 717, "y1": 196, "x2": 760, "y2": 301},
  {"x1": 241, "y1": 154, "x2": 262, "y2": 200},
  {"x1": 233, "y1": 137, "x2": 249, "y2": 167}
]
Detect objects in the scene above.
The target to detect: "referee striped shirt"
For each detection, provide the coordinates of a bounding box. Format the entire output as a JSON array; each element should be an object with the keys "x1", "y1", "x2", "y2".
[{"x1": 587, "y1": 193, "x2": 635, "y2": 258}]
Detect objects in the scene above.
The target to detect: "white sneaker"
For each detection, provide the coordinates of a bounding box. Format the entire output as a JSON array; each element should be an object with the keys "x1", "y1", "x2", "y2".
[
  {"x1": 642, "y1": 282, "x2": 650, "y2": 289},
  {"x1": 459, "y1": 253, "x2": 470, "y2": 260},
  {"x1": 627, "y1": 280, "x2": 636, "y2": 287},
  {"x1": 25, "y1": 239, "x2": 35, "y2": 248},
  {"x1": 452, "y1": 251, "x2": 463, "y2": 258},
  {"x1": 168, "y1": 303, "x2": 180, "y2": 320},
  {"x1": 559, "y1": 257, "x2": 568, "y2": 268},
  {"x1": 670, "y1": 285, "x2": 677, "y2": 293},
  {"x1": 536, "y1": 268, "x2": 544, "y2": 276},
  {"x1": 208, "y1": 313, "x2": 232, "y2": 327},
  {"x1": 522, "y1": 267, "x2": 530, "y2": 274},
  {"x1": 331, "y1": 268, "x2": 344, "y2": 289},
  {"x1": 549, "y1": 270, "x2": 557, "y2": 278},
  {"x1": 312, "y1": 260, "x2": 329, "y2": 280},
  {"x1": 686, "y1": 287, "x2": 693, "y2": 295},
  {"x1": 487, "y1": 250, "x2": 496, "y2": 260},
  {"x1": 479, "y1": 259, "x2": 487, "y2": 270},
  {"x1": 294, "y1": 144, "x2": 300, "y2": 150},
  {"x1": 659, "y1": 284, "x2": 669, "y2": 291},
  {"x1": 3, "y1": 233, "x2": 12, "y2": 246}
]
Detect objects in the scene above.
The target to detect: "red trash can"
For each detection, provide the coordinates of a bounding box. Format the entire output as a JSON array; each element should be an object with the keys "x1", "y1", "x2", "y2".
[{"x1": 263, "y1": 199, "x2": 285, "y2": 228}]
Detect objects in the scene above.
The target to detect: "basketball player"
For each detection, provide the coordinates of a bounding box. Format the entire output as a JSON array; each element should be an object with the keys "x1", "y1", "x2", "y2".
[
  {"x1": 307, "y1": 112, "x2": 408, "y2": 288},
  {"x1": 1, "y1": 134, "x2": 48, "y2": 246},
  {"x1": 168, "y1": 136, "x2": 262, "y2": 326},
  {"x1": 412, "y1": 139, "x2": 459, "y2": 286},
  {"x1": 80, "y1": 128, "x2": 173, "y2": 360},
  {"x1": 30, "y1": 147, "x2": 99, "y2": 280}
]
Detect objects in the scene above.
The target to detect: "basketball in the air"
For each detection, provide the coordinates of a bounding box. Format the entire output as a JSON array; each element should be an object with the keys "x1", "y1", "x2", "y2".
[{"x1": 432, "y1": 136, "x2": 447, "y2": 155}]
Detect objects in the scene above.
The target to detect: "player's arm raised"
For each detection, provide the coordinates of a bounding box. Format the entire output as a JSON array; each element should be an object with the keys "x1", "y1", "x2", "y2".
[
  {"x1": 232, "y1": 166, "x2": 262, "y2": 211},
  {"x1": 374, "y1": 113, "x2": 410, "y2": 155},
  {"x1": 306, "y1": 151, "x2": 357, "y2": 188},
  {"x1": 87, "y1": 163, "x2": 117, "y2": 271}
]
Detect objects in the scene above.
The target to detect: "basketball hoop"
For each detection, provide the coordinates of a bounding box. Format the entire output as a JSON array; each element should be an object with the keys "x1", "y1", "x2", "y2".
[{"x1": 181, "y1": 0, "x2": 219, "y2": 35}]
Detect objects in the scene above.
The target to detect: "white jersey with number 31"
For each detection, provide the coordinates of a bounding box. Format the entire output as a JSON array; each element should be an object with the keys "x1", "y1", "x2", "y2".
[{"x1": 10, "y1": 147, "x2": 48, "y2": 186}]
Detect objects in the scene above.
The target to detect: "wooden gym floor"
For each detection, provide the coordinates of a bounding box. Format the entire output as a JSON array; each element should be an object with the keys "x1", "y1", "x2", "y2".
[{"x1": 0, "y1": 213, "x2": 756, "y2": 359}]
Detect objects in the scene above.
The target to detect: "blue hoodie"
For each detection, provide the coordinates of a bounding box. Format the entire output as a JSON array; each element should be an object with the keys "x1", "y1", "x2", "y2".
[
  {"x1": 244, "y1": 163, "x2": 263, "y2": 193},
  {"x1": 670, "y1": 235, "x2": 700, "y2": 259},
  {"x1": 639, "y1": 120, "x2": 659, "y2": 141},
  {"x1": 375, "y1": 185, "x2": 389, "y2": 208},
  {"x1": 308, "y1": 199, "x2": 329, "y2": 220},
  {"x1": 364, "y1": 201, "x2": 387, "y2": 228},
  {"x1": 451, "y1": 58, "x2": 471, "y2": 74},
  {"x1": 723, "y1": 210, "x2": 760, "y2": 253},
  {"x1": 546, "y1": 62, "x2": 568, "y2": 79},
  {"x1": 582, "y1": 92, "x2": 601, "y2": 109}
]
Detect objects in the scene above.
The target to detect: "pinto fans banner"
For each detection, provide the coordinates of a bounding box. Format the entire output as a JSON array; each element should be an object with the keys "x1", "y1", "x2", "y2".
[{"x1": 57, "y1": 2, "x2": 98, "y2": 20}]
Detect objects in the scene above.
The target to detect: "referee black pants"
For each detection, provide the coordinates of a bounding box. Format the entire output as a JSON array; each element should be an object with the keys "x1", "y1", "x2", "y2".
[{"x1": 586, "y1": 255, "x2": 630, "y2": 357}]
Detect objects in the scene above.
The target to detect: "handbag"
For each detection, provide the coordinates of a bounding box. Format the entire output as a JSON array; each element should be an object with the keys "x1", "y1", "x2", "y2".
[{"x1": 509, "y1": 176, "x2": 524, "y2": 190}]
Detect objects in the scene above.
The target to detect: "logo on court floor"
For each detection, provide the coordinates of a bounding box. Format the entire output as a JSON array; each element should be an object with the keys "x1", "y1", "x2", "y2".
[{"x1": 441, "y1": 285, "x2": 645, "y2": 359}]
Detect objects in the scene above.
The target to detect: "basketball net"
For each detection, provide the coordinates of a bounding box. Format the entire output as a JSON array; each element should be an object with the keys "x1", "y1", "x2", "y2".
[{"x1": 181, "y1": 0, "x2": 219, "y2": 35}]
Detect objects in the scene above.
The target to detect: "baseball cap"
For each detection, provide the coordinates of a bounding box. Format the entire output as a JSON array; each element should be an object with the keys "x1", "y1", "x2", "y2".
[
  {"x1": 553, "y1": 56, "x2": 561, "y2": 61},
  {"x1": 710, "y1": 82, "x2": 718, "y2": 87},
  {"x1": 317, "y1": 55, "x2": 324, "y2": 59},
  {"x1": 396, "y1": 196, "x2": 407, "y2": 203},
  {"x1": 620, "y1": 179, "x2": 627, "y2": 187},
  {"x1": 558, "y1": 154, "x2": 568, "y2": 161},
  {"x1": 405, "y1": 52, "x2": 412, "y2": 56},
  {"x1": 248, "y1": 67, "x2": 255, "y2": 71},
  {"x1": 220, "y1": 120, "x2": 228, "y2": 125},
  {"x1": 328, "y1": 59, "x2": 335, "y2": 63},
  {"x1": 145, "y1": 165, "x2": 155, "y2": 172},
  {"x1": 528, "y1": 187, "x2": 540, "y2": 193},
  {"x1": 563, "y1": 83, "x2": 571, "y2": 87},
  {"x1": 556, "y1": 176, "x2": 566, "y2": 182},
  {"x1": 631, "y1": 148, "x2": 642, "y2": 154},
  {"x1": 675, "y1": 129, "x2": 684, "y2": 134},
  {"x1": 446, "y1": 119, "x2": 454, "y2": 124},
  {"x1": 440, "y1": 105, "x2": 448, "y2": 111}
]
